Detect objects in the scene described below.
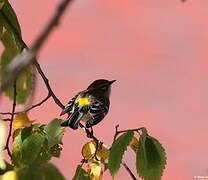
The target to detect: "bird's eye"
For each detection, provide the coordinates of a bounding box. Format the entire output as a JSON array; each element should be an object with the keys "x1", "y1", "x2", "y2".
[{"x1": 101, "y1": 85, "x2": 107, "y2": 90}]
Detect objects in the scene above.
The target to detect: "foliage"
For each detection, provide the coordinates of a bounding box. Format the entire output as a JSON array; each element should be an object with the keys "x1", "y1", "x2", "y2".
[
  {"x1": 108, "y1": 131, "x2": 133, "y2": 178},
  {"x1": 0, "y1": 1, "x2": 167, "y2": 180},
  {"x1": 0, "y1": 0, "x2": 33, "y2": 104},
  {"x1": 136, "y1": 129, "x2": 166, "y2": 180},
  {"x1": 80, "y1": 129, "x2": 166, "y2": 180},
  {"x1": 10, "y1": 116, "x2": 65, "y2": 179}
]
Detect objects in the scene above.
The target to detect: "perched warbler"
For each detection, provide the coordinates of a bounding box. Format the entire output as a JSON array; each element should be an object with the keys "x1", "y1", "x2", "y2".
[{"x1": 60, "y1": 79, "x2": 116, "y2": 129}]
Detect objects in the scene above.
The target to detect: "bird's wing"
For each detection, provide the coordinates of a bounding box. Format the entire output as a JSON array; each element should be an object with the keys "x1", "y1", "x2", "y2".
[
  {"x1": 86, "y1": 100, "x2": 109, "y2": 127},
  {"x1": 61, "y1": 107, "x2": 85, "y2": 129},
  {"x1": 60, "y1": 93, "x2": 79, "y2": 116}
]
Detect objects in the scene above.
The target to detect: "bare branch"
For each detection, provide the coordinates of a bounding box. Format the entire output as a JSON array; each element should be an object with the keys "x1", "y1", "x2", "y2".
[
  {"x1": 0, "y1": 95, "x2": 52, "y2": 116},
  {"x1": 5, "y1": 82, "x2": 17, "y2": 158},
  {"x1": 33, "y1": 61, "x2": 65, "y2": 109},
  {"x1": 0, "y1": 112, "x2": 12, "y2": 116},
  {"x1": 2, "y1": 118, "x2": 11, "y2": 122},
  {"x1": 25, "y1": 94, "x2": 51, "y2": 112}
]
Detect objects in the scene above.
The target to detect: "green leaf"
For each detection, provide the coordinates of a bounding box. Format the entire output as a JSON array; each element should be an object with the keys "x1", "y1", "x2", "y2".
[
  {"x1": 42, "y1": 163, "x2": 65, "y2": 180},
  {"x1": 0, "y1": 0, "x2": 33, "y2": 104},
  {"x1": 18, "y1": 163, "x2": 65, "y2": 180},
  {"x1": 73, "y1": 165, "x2": 90, "y2": 180},
  {"x1": 21, "y1": 133, "x2": 45, "y2": 165},
  {"x1": 0, "y1": 0, "x2": 21, "y2": 37},
  {"x1": 5, "y1": 67, "x2": 33, "y2": 104},
  {"x1": 108, "y1": 131, "x2": 134, "y2": 178},
  {"x1": 21, "y1": 126, "x2": 32, "y2": 141},
  {"x1": 35, "y1": 138, "x2": 52, "y2": 164},
  {"x1": 44, "y1": 119, "x2": 64, "y2": 148},
  {"x1": 50, "y1": 144, "x2": 62, "y2": 158},
  {"x1": 12, "y1": 131, "x2": 23, "y2": 167},
  {"x1": 136, "y1": 129, "x2": 166, "y2": 180},
  {"x1": 18, "y1": 167, "x2": 42, "y2": 180}
]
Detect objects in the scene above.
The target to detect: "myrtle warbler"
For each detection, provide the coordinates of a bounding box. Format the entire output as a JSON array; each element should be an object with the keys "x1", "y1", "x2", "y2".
[{"x1": 60, "y1": 79, "x2": 116, "y2": 129}]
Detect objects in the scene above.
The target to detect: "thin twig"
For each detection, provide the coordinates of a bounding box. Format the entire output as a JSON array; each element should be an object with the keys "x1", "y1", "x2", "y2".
[
  {"x1": 122, "y1": 161, "x2": 137, "y2": 180},
  {"x1": 2, "y1": 119, "x2": 11, "y2": 122},
  {"x1": 5, "y1": 82, "x2": 17, "y2": 158},
  {"x1": 0, "y1": 8, "x2": 65, "y2": 110},
  {"x1": 0, "y1": 95, "x2": 52, "y2": 116},
  {"x1": 33, "y1": 61, "x2": 65, "y2": 109},
  {"x1": 0, "y1": 0, "x2": 74, "y2": 92},
  {"x1": 25, "y1": 94, "x2": 51, "y2": 112},
  {"x1": 113, "y1": 124, "x2": 144, "y2": 142},
  {"x1": 113, "y1": 124, "x2": 119, "y2": 142},
  {"x1": 0, "y1": 112, "x2": 12, "y2": 116}
]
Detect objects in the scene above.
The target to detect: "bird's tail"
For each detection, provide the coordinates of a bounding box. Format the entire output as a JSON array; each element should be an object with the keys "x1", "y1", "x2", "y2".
[{"x1": 61, "y1": 110, "x2": 84, "y2": 129}]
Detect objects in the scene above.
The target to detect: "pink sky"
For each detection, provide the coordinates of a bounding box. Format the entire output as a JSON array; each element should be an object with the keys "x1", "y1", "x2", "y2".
[{"x1": 2, "y1": 0, "x2": 208, "y2": 179}]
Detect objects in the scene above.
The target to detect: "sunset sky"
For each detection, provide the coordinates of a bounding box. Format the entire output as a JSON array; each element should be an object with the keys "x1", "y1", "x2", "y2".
[{"x1": 2, "y1": 0, "x2": 208, "y2": 179}]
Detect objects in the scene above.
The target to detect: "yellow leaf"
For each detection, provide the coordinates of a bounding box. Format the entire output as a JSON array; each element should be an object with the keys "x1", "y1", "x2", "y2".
[
  {"x1": 82, "y1": 141, "x2": 96, "y2": 160},
  {"x1": 0, "y1": 2, "x2": 4, "y2": 9},
  {"x1": 129, "y1": 136, "x2": 139, "y2": 153},
  {"x1": 2, "y1": 171, "x2": 18, "y2": 180},
  {"x1": 87, "y1": 160, "x2": 103, "y2": 180},
  {"x1": 12, "y1": 112, "x2": 33, "y2": 131},
  {"x1": 81, "y1": 141, "x2": 109, "y2": 162}
]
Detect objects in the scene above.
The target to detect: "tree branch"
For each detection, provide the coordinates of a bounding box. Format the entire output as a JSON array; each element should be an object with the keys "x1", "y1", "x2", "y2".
[
  {"x1": 0, "y1": 112, "x2": 12, "y2": 116},
  {"x1": 0, "y1": 0, "x2": 74, "y2": 92},
  {"x1": 33, "y1": 61, "x2": 65, "y2": 109},
  {"x1": 0, "y1": 2, "x2": 140, "y2": 179},
  {"x1": 25, "y1": 94, "x2": 51, "y2": 112},
  {"x1": 5, "y1": 82, "x2": 17, "y2": 158},
  {"x1": 0, "y1": 5, "x2": 65, "y2": 110},
  {"x1": 2, "y1": 118, "x2": 11, "y2": 122},
  {"x1": 0, "y1": 94, "x2": 52, "y2": 116}
]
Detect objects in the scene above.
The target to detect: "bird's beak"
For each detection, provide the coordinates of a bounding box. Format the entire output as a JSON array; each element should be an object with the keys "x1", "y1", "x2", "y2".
[{"x1": 109, "y1": 80, "x2": 116, "y2": 85}]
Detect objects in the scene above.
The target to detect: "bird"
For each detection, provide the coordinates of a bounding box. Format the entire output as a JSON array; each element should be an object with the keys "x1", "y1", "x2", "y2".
[{"x1": 60, "y1": 79, "x2": 116, "y2": 130}]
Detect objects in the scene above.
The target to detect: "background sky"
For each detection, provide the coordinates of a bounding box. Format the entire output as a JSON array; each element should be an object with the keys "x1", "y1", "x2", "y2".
[{"x1": 2, "y1": 0, "x2": 208, "y2": 179}]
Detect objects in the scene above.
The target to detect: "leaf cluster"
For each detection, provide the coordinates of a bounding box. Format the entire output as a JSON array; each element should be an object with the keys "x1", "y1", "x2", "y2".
[
  {"x1": 75, "y1": 128, "x2": 166, "y2": 180},
  {"x1": 0, "y1": 0, "x2": 33, "y2": 104},
  {"x1": 0, "y1": 1, "x2": 167, "y2": 180},
  {"x1": 1, "y1": 116, "x2": 65, "y2": 180}
]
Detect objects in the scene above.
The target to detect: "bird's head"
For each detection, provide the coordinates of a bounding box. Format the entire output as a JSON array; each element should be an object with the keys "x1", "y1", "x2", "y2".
[{"x1": 87, "y1": 79, "x2": 116, "y2": 97}]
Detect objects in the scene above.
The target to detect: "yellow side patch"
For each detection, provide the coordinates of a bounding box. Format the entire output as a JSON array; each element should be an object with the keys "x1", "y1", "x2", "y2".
[{"x1": 78, "y1": 97, "x2": 90, "y2": 107}]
